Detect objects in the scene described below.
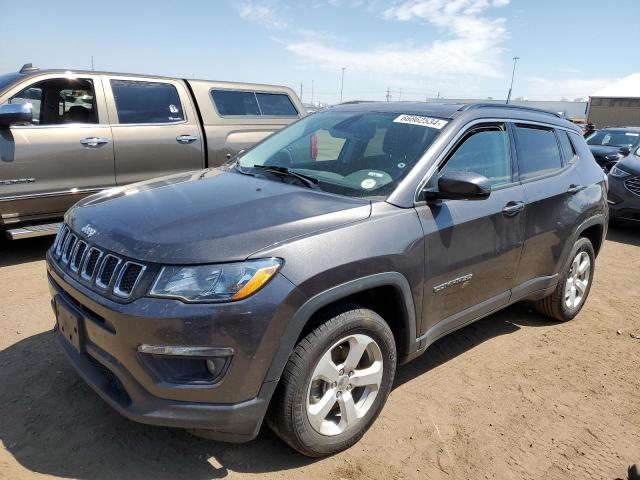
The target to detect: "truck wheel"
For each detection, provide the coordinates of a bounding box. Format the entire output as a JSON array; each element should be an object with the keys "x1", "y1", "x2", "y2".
[
  {"x1": 534, "y1": 237, "x2": 595, "y2": 322},
  {"x1": 267, "y1": 306, "x2": 396, "y2": 457}
]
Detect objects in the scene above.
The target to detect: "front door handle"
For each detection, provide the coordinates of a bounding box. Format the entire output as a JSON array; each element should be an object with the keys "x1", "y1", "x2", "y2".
[
  {"x1": 80, "y1": 137, "x2": 109, "y2": 148},
  {"x1": 567, "y1": 184, "x2": 584, "y2": 195},
  {"x1": 176, "y1": 134, "x2": 198, "y2": 144},
  {"x1": 502, "y1": 201, "x2": 525, "y2": 217}
]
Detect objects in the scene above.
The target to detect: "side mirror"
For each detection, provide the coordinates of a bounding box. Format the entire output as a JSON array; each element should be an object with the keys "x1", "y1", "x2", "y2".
[
  {"x1": 619, "y1": 146, "x2": 631, "y2": 156},
  {"x1": 423, "y1": 171, "x2": 492, "y2": 201},
  {"x1": 0, "y1": 103, "x2": 32, "y2": 128}
]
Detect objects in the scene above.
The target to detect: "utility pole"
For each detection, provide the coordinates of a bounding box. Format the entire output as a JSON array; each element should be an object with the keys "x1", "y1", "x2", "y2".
[
  {"x1": 386, "y1": 87, "x2": 391, "y2": 102},
  {"x1": 506, "y1": 56, "x2": 520, "y2": 104},
  {"x1": 91, "y1": 56, "x2": 94, "y2": 71},
  {"x1": 311, "y1": 80, "x2": 314, "y2": 105},
  {"x1": 339, "y1": 67, "x2": 346, "y2": 103},
  {"x1": 399, "y1": 88, "x2": 402, "y2": 101},
  {"x1": 300, "y1": 82, "x2": 303, "y2": 102}
]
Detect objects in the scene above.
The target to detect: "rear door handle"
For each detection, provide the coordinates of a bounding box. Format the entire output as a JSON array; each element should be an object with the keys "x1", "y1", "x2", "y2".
[
  {"x1": 80, "y1": 137, "x2": 109, "y2": 148},
  {"x1": 567, "y1": 184, "x2": 584, "y2": 195},
  {"x1": 502, "y1": 201, "x2": 525, "y2": 216},
  {"x1": 176, "y1": 134, "x2": 198, "y2": 144}
]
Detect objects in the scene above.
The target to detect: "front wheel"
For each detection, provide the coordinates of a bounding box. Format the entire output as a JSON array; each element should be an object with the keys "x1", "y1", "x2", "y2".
[
  {"x1": 534, "y1": 237, "x2": 595, "y2": 322},
  {"x1": 267, "y1": 306, "x2": 397, "y2": 457}
]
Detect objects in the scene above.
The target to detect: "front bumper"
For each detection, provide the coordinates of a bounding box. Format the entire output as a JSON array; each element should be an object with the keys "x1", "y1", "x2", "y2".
[
  {"x1": 47, "y1": 252, "x2": 306, "y2": 442},
  {"x1": 608, "y1": 174, "x2": 640, "y2": 222}
]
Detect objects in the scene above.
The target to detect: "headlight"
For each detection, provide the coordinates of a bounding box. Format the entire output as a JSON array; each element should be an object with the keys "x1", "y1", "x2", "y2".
[
  {"x1": 150, "y1": 258, "x2": 282, "y2": 303},
  {"x1": 609, "y1": 165, "x2": 631, "y2": 178}
]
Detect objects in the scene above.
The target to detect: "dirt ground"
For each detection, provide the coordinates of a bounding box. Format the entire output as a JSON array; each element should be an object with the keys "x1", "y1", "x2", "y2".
[{"x1": 1, "y1": 226, "x2": 639, "y2": 480}]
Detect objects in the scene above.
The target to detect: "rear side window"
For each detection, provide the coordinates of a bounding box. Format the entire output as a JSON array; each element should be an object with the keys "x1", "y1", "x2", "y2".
[
  {"x1": 440, "y1": 125, "x2": 512, "y2": 187},
  {"x1": 557, "y1": 130, "x2": 577, "y2": 164},
  {"x1": 514, "y1": 125, "x2": 563, "y2": 181},
  {"x1": 211, "y1": 90, "x2": 260, "y2": 116},
  {"x1": 111, "y1": 80, "x2": 184, "y2": 124},
  {"x1": 255, "y1": 93, "x2": 297, "y2": 116},
  {"x1": 211, "y1": 89, "x2": 297, "y2": 117}
]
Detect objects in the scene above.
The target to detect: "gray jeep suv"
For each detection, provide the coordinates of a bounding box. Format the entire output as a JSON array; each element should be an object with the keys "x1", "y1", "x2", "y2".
[{"x1": 46, "y1": 102, "x2": 607, "y2": 457}]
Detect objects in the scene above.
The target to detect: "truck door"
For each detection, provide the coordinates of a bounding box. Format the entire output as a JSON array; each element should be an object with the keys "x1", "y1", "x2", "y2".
[
  {"x1": 103, "y1": 76, "x2": 203, "y2": 185},
  {"x1": 0, "y1": 73, "x2": 114, "y2": 224}
]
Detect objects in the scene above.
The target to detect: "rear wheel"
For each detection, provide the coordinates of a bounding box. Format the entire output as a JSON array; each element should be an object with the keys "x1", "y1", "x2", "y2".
[
  {"x1": 534, "y1": 237, "x2": 595, "y2": 322},
  {"x1": 267, "y1": 306, "x2": 396, "y2": 457}
]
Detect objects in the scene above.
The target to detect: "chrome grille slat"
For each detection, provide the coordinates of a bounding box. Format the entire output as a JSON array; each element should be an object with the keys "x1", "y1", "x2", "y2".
[
  {"x1": 51, "y1": 224, "x2": 147, "y2": 300},
  {"x1": 624, "y1": 177, "x2": 640, "y2": 196},
  {"x1": 81, "y1": 247, "x2": 103, "y2": 280},
  {"x1": 114, "y1": 262, "x2": 146, "y2": 298},
  {"x1": 70, "y1": 241, "x2": 88, "y2": 272}
]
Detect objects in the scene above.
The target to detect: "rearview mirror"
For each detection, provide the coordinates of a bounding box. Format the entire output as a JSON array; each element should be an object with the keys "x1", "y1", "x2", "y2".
[
  {"x1": 0, "y1": 103, "x2": 32, "y2": 128},
  {"x1": 423, "y1": 171, "x2": 491, "y2": 201}
]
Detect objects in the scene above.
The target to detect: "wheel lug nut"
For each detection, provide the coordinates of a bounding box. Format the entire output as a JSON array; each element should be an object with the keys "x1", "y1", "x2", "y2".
[
  {"x1": 348, "y1": 371, "x2": 353, "y2": 377},
  {"x1": 339, "y1": 369, "x2": 344, "y2": 376},
  {"x1": 336, "y1": 391, "x2": 342, "y2": 398}
]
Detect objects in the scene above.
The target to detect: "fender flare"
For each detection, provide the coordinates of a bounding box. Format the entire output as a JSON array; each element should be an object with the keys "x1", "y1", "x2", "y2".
[
  {"x1": 556, "y1": 213, "x2": 607, "y2": 278},
  {"x1": 264, "y1": 272, "x2": 418, "y2": 382}
]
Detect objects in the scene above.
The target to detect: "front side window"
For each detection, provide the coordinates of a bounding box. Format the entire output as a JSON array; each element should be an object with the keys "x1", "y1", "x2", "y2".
[
  {"x1": 238, "y1": 110, "x2": 444, "y2": 198},
  {"x1": 6, "y1": 77, "x2": 97, "y2": 125},
  {"x1": 440, "y1": 125, "x2": 512, "y2": 187},
  {"x1": 111, "y1": 80, "x2": 184, "y2": 124},
  {"x1": 514, "y1": 125, "x2": 563, "y2": 181}
]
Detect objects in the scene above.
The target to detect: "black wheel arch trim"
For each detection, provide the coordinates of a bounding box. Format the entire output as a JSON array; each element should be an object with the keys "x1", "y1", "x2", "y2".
[
  {"x1": 264, "y1": 272, "x2": 418, "y2": 383},
  {"x1": 557, "y1": 213, "x2": 607, "y2": 275}
]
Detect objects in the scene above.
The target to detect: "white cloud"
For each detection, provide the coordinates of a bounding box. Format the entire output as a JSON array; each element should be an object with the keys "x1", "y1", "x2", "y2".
[
  {"x1": 286, "y1": 0, "x2": 510, "y2": 79},
  {"x1": 237, "y1": 1, "x2": 287, "y2": 30},
  {"x1": 522, "y1": 76, "x2": 616, "y2": 100}
]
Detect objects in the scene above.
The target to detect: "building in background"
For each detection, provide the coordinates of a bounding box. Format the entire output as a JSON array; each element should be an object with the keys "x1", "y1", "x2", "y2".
[{"x1": 588, "y1": 74, "x2": 640, "y2": 127}]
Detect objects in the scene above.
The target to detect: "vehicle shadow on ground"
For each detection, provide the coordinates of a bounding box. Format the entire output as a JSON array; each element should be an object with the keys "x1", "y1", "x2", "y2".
[
  {"x1": 0, "y1": 303, "x2": 555, "y2": 479},
  {"x1": 0, "y1": 235, "x2": 52, "y2": 268},
  {"x1": 606, "y1": 223, "x2": 640, "y2": 247}
]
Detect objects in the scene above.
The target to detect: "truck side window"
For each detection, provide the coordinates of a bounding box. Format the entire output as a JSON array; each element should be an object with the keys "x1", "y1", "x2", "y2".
[
  {"x1": 440, "y1": 125, "x2": 512, "y2": 187},
  {"x1": 211, "y1": 90, "x2": 297, "y2": 117},
  {"x1": 255, "y1": 93, "x2": 297, "y2": 116},
  {"x1": 111, "y1": 80, "x2": 184, "y2": 124},
  {"x1": 7, "y1": 78, "x2": 97, "y2": 125},
  {"x1": 211, "y1": 90, "x2": 260, "y2": 116},
  {"x1": 514, "y1": 125, "x2": 563, "y2": 181}
]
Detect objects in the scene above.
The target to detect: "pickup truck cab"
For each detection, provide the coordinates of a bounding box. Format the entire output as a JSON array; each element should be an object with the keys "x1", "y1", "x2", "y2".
[{"x1": 0, "y1": 64, "x2": 305, "y2": 239}]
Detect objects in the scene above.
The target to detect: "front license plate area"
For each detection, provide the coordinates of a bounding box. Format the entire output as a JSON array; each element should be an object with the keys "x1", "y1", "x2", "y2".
[{"x1": 56, "y1": 298, "x2": 84, "y2": 353}]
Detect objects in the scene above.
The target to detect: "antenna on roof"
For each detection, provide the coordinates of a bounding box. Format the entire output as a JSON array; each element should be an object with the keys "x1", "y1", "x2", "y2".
[{"x1": 19, "y1": 63, "x2": 38, "y2": 74}]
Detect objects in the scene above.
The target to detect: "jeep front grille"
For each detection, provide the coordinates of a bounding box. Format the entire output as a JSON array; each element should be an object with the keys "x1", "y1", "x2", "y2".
[
  {"x1": 51, "y1": 225, "x2": 147, "y2": 300},
  {"x1": 624, "y1": 177, "x2": 640, "y2": 197}
]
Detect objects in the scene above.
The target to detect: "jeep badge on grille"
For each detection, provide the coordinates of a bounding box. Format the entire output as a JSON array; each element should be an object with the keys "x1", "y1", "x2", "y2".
[{"x1": 81, "y1": 224, "x2": 97, "y2": 238}]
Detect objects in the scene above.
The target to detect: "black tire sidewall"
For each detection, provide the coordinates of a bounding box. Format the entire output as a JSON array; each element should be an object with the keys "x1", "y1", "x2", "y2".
[{"x1": 288, "y1": 309, "x2": 396, "y2": 456}]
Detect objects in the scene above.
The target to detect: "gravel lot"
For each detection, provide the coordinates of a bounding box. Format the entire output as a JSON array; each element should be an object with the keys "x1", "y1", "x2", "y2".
[{"x1": 1, "y1": 226, "x2": 639, "y2": 480}]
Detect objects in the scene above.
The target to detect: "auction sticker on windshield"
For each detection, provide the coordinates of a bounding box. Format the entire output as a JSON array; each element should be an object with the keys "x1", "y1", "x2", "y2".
[{"x1": 393, "y1": 114, "x2": 449, "y2": 129}]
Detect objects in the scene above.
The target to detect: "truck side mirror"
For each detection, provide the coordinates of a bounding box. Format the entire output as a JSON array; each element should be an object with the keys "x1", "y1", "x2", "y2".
[{"x1": 0, "y1": 103, "x2": 32, "y2": 128}]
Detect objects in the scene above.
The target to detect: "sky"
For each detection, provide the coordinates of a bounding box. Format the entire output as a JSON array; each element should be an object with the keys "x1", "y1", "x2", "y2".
[{"x1": 1, "y1": 0, "x2": 638, "y2": 104}]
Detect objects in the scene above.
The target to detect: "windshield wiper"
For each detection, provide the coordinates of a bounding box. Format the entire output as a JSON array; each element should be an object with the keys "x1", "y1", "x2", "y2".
[{"x1": 251, "y1": 165, "x2": 320, "y2": 190}]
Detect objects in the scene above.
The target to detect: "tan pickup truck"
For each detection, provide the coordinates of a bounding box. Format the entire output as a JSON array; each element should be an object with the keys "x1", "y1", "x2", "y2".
[{"x1": 0, "y1": 64, "x2": 305, "y2": 239}]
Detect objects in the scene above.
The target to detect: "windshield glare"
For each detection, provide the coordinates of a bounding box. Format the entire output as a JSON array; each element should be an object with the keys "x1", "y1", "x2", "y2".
[
  {"x1": 238, "y1": 110, "x2": 444, "y2": 198},
  {"x1": 586, "y1": 130, "x2": 640, "y2": 148}
]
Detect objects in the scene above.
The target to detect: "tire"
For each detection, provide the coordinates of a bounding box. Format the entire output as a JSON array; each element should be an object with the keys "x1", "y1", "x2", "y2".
[
  {"x1": 267, "y1": 305, "x2": 397, "y2": 457},
  {"x1": 534, "y1": 237, "x2": 595, "y2": 322}
]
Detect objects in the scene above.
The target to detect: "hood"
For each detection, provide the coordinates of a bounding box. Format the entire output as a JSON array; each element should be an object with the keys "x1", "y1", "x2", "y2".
[
  {"x1": 588, "y1": 145, "x2": 626, "y2": 158},
  {"x1": 616, "y1": 154, "x2": 640, "y2": 176},
  {"x1": 67, "y1": 169, "x2": 371, "y2": 264}
]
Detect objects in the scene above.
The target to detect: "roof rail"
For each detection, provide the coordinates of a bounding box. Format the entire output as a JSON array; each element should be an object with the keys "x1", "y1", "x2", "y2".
[
  {"x1": 458, "y1": 103, "x2": 563, "y2": 118},
  {"x1": 19, "y1": 63, "x2": 39, "y2": 74}
]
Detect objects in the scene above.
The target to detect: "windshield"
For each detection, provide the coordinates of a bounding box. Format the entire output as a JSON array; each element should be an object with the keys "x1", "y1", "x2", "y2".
[
  {"x1": 586, "y1": 130, "x2": 640, "y2": 148},
  {"x1": 237, "y1": 110, "x2": 446, "y2": 198},
  {"x1": 0, "y1": 72, "x2": 23, "y2": 94}
]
